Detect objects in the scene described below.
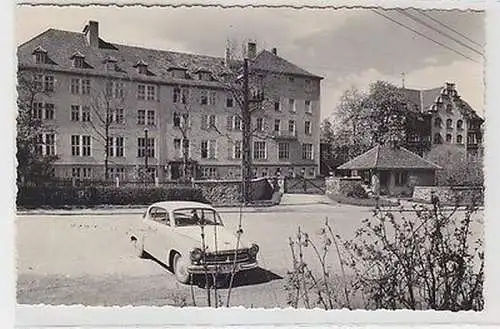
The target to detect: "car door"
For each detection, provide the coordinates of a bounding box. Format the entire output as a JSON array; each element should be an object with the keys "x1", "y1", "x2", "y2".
[{"x1": 144, "y1": 206, "x2": 171, "y2": 262}]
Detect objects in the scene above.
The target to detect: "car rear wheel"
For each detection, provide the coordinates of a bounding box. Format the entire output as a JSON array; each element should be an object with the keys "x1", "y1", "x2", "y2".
[{"x1": 173, "y1": 253, "x2": 190, "y2": 284}]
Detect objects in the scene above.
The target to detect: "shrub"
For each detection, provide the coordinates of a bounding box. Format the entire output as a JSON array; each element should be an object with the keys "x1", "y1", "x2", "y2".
[{"x1": 17, "y1": 185, "x2": 208, "y2": 208}]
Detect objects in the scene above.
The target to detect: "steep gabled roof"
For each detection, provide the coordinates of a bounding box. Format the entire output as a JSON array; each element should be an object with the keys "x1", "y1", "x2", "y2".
[
  {"x1": 337, "y1": 144, "x2": 442, "y2": 170},
  {"x1": 401, "y1": 87, "x2": 441, "y2": 112},
  {"x1": 251, "y1": 50, "x2": 322, "y2": 79},
  {"x1": 17, "y1": 28, "x2": 322, "y2": 83}
]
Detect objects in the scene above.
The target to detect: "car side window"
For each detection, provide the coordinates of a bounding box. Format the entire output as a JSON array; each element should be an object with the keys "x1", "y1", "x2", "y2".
[{"x1": 148, "y1": 207, "x2": 170, "y2": 226}]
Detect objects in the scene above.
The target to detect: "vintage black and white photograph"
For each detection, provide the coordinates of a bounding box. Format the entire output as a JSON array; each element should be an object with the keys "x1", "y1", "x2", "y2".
[{"x1": 15, "y1": 4, "x2": 485, "y2": 311}]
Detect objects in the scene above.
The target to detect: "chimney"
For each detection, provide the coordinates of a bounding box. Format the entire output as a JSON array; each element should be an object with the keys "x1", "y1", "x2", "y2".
[
  {"x1": 445, "y1": 82, "x2": 456, "y2": 90},
  {"x1": 83, "y1": 20, "x2": 99, "y2": 48},
  {"x1": 247, "y1": 41, "x2": 257, "y2": 59},
  {"x1": 271, "y1": 47, "x2": 277, "y2": 56}
]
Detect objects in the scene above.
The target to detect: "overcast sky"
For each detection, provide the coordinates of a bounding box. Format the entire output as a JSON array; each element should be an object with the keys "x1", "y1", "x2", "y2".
[{"x1": 16, "y1": 6, "x2": 485, "y2": 119}]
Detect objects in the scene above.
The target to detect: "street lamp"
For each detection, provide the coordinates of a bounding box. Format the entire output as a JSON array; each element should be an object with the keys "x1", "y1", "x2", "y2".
[{"x1": 144, "y1": 127, "x2": 149, "y2": 172}]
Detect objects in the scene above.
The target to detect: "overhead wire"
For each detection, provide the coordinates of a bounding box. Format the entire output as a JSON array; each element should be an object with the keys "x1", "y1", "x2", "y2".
[
  {"x1": 371, "y1": 9, "x2": 480, "y2": 64},
  {"x1": 416, "y1": 9, "x2": 484, "y2": 49},
  {"x1": 397, "y1": 9, "x2": 484, "y2": 57}
]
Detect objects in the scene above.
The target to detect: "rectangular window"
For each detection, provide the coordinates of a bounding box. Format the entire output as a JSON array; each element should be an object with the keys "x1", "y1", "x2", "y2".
[
  {"x1": 289, "y1": 99, "x2": 296, "y2": 113},
  {"x1": 70, "y1": 79, "x2": 81, "y2": 94},
  {"x1": 274, "y1": 100, "x2": 281, "y2": 112},
  {"x1": 81, "y1": 79, "x2": 91, "y2": 95},
  {"x1": 256, "y1": 118, "x2": 264, "y2": 131},
  {"x1": 305, "y1": 121, "x2": 312, "y2": 135},
  {"x1": 35, "y1": 52, "x2": 46, "y2": 64},
  {"x1": 202, "y1": 114, "x2": 216, "y2": 129},
  {"x1": 182, "y1": 88, "x2": 189, "y2": 104},
  {"x1": 137, "y1": 84, "x2": 146, "y2": 100},
  {"x1": 395, "y1": 172, "x2": 408, "y2": 186},
  {"x1": 81, "y1": 106, "x2": 91, "y2": 122},
  {"x1": 137, "y1": 137, "x2": 155, "y2": 157},
  {"x1": 201, "y1": 140, "x2": 208, "y2": 159},
  {"x1": 305, "y1": 100, "x2": 312, "y2": 114},
  {"x1": 278, "y1": 143, "x2": 289, "y2": 160},
  {"x1": 233, "y1": 141, "x2": 242, "y2": 160},
  {"x1": 226, "y1": 97, "x2": 234, "y2": 108},
  {"x1": 173, "y1": 87, "x2": 181, "y2": 103},
  {"x1": 289, "y1": 120, "x2": 296, "y2": 135},
  {"x1": 82, "y1": 135, "x2": 91, "y2": 156},
  {"x1": 147, "y1": 110, "x2": 155, "y2": 126},
  {"x1": 71, "y1": 167, "x2": 81, "y2": 179},
  {"x1": 233, "y1": 116, "x2": 242, "y2": 130},
  {"x1": 174, "y1": 138, "x2": 181, "y2": 156},
  {"x1": 44, "y1": 103, "x2": 55, "y2": 120},
  {"x1": 201, "y1": 140, "x2": 216, "y2": 159},
  {"x1": 209, "y1": 91, "x2": 217, "y2": 105},
  {"x1": 38, "y1": 133, "x2": 56, "y2": 156},
  {"x1": 71, "y1": 135, "x2": 80, "y2": 156},
  {"x1": 202, "y1": 167, "x2": 218, "y2": 178},
  {"x1": 108, "y1": 137, "x2": 124, "y2": 157},
  {"x1": 71, "y1": 105, "x2": 80, "y2": 121},
  {"x1": 34, "y1": 74, "x2": 43, "y2": 91},
  {"x1": 302, "y1": 143, "x2": 313, "y2": 160},
  {"x1": 274, "y1": 119, "x2": 281, "y2": 132},
  {"x1": 209, "y1": 114, "x2": 216, "y2": 129},
  {"x1": 82, "y1": 167, "x2": 92, "y2": 179},
  {"x1": 200, "y1": 90, "x2": 208, "y2": 105},
  {"x1": 109, "y1": 167, "x2": 126, "y2": 180},
  {"x1": 113, "y1": 108, "x2": 124, "y2": 124},
  {"x1": 44, "y1": 75, "x2": 54, "y2": 92},
  {"x1": 253, "y1": 141, "x2": 267, "y2": 160},
  {"x1": 137, "y1": 110, "x2": 146, "y2": 125},
  {"x1": 146, "y1": 85, "x2": 157, "y2": 101},
  {"x1": 107, "y1": 81, "x2": 125, "y2": 99},
  {"x1": 32, "y1": 102, "x2": 44, "y2": 120}
]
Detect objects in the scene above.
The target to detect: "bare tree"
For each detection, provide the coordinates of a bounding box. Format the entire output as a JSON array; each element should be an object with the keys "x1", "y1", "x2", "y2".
[
  {"x1": 82, "y1": 78, "x2": 126, "y2": 181},
  {"x1": 16, "y1": 70, "x2": 59, "y2": 186}
]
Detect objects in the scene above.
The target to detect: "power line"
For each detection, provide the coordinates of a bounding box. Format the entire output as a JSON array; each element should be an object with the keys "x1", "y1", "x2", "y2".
[
  {"x1": 398, "y1": 9, "x2": 484, "y2": 57},
  {"x1": 371, "y1": 9, "x2": 480, "y2": 63},
  {"x1": 416, "y1": 9, "x2": 484, "y2": 49}
]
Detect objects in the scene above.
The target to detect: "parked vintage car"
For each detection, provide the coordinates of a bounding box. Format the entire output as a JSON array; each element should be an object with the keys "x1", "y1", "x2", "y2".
[{"x1": 130, "y1": 201, "x2": 259, "y2": 283}]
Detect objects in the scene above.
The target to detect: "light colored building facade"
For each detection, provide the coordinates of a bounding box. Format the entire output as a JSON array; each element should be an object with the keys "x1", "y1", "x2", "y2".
[
  {"x1": 402, "y1": 82, "x2": 484, "y2": 156},
  {"x1": 17, "y1": 21, "x2": 322, "y2": 181}
]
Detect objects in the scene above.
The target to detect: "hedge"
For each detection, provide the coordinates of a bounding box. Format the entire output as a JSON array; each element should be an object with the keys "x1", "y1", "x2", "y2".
[{"x1": 17, "y1": 185, "x2": 209, "y2": 209}]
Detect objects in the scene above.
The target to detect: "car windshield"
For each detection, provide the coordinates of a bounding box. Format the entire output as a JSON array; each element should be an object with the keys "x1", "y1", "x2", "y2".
[{"x1": 173, "y1": 208, "x2": 223, "y2": 227}]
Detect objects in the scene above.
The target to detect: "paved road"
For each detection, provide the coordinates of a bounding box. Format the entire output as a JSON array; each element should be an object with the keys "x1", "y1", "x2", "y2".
[{"x1": 16, "y1": 197, "x2": 483, "y2": 308}]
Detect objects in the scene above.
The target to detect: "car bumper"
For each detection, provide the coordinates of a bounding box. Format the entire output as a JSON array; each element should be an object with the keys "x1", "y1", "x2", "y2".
[{"x1": 187, "y1": 261, "x2": 258, "y2": 274}]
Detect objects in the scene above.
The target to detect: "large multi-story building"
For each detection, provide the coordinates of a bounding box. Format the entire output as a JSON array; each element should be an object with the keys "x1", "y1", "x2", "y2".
[
  {"x1": 17, "y1": 20, "x2": 323, "y2": 181},
  {"x1": 402, "y1": 82, "x2": 484, "y2": 156}
]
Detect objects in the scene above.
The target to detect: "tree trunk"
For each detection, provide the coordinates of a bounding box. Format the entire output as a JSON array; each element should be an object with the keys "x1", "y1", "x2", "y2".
[{"x1": 241, "y1": 58, "x2": 252, "y2": 204}]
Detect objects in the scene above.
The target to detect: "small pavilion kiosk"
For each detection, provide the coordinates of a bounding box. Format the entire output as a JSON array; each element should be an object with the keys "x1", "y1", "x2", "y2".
[{"x1": 337, "y1": 143, "x2": 442, "y2": 197}]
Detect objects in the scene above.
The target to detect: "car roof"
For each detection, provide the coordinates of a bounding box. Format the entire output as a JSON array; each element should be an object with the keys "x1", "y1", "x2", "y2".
[{"x1": 150, "y1": 201, "x2": 216, "y2": 212}]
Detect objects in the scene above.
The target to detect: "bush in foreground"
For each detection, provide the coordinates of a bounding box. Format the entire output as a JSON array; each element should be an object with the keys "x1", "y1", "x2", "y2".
[{"x1": 285, "y1": 202, "x2": 483, "y2": 310}]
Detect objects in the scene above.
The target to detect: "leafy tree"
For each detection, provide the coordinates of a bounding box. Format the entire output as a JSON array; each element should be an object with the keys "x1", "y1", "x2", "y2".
[
  {"x1": 426, "y1": 145, "x2": 484, "y2": 186},
  {"x1": 364, "y1": 81, "x2": 412, "y2": 145},
  {"x1": 16, "y1": 71, "x2": 58, "y2": 186}
]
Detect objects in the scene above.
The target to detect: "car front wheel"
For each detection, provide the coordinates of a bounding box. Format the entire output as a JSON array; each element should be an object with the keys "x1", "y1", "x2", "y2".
[{"x1": 173, "y1": 253, "x2": 190, "y2": 284}]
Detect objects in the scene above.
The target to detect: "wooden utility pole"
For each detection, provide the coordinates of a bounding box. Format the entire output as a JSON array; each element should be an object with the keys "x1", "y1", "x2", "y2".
[{"x1": 241, "y1": 58, "x2": 252, "y2": 204}]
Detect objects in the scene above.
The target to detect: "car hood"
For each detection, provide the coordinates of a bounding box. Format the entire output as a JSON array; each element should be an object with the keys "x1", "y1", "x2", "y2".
[{"x1": 173, "y1": 226, "x2": 251, "y2": 252}]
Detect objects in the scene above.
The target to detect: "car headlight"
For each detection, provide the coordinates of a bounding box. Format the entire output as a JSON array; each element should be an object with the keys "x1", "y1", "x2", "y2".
[
  {"x1": 248, "y1": 243, "x2": 259, "y2": 257},
  {"x1": 190, "y1": 248, "x2": 203, "y2": 262}
]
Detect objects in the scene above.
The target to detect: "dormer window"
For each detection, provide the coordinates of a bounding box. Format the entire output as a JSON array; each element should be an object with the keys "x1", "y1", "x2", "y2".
[
  {"x1": 32, "y1": 46, "x2": 49, "y2": 64},
  {"x1": 196, "y1": 69, "x2": 212, "y2": 81},
  {"x1": 134, "y1": 60, "x2": 149, "y2": 75},
  {"x1": 103, "y1": 56, "x2": 118, "y2": 71},
  {"x1": 70, "y1": 51, "x2": 91, "y2": 69},
  {"x1": 169, "y1": 67, "x2": 188, "y2": 79}
]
